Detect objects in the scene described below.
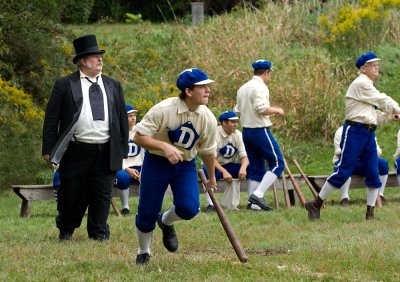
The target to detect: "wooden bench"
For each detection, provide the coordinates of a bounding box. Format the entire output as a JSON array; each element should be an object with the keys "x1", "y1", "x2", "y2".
[
  {"x1": 12, "y1": 175, "x2": 304, "y2": 217},
  {"x1": 306, "y1": 171, "x2": 399, "y2": 190}
]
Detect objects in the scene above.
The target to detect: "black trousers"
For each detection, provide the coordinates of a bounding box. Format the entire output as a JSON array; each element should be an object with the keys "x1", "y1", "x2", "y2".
[{"x1": 57, "y1": 141, "x2": 116, "y2": 239}]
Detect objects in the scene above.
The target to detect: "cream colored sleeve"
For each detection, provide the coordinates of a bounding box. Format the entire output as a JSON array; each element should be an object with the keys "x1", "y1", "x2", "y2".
[
  {"x1": 197, "y1": 115, "x2": 218, "y2": 156},
  {"x1": 356, "y1": 82, "x2": 400, "y2": 114},
  {"x1": 236, "y1": 131, "x2": 247, "y2": 159},
  {"x1": 394, "y1": 130, "x2": 400, "y2": 159},
  {"x1": 332, "y1": 126, "x2": 342, "y2": 163},
  {"x1": 135, "y1": 107, "x2": 161, "y2": 136},
  {"x1": 253, "y1": 87, "x2": 269, "y2": 113}
]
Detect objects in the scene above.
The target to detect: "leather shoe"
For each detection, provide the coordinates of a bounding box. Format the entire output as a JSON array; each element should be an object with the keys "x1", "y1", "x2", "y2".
[
  {"x1": 136, "y1": 253, "x2": 150, "y2": 265},
  {"x1": 59, "y1": 230, "x2": 73, "y2": 241},
  {"x1": 121, "y1": 208, "x2": 130, "y2": 215},
  {"x1": 340, "y1": 198, "x2": 350, "y2": 206},
  {"x1": 248, "y1": 194, "x2": 273, "y2": 211},
  {"x1": 205, "y1": 205, "x2": 215, "y2": 213},
  {"x1": 157, "y1": 213, "x2": 178, "y2": 252}
]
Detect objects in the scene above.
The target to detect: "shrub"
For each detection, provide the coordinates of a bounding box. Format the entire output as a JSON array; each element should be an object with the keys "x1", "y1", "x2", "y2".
[
  {"x1": 0, "y1": 0, "x2": 73, "y2": 106},
  {"x1": 317, "y1": 0, "x2": 400, "y2": 56},
  {"x1": 61, "y1": 0, "x2": 95, "y2": 24},
  {"x1": 0, "y1": 77, "x2": 45, "y2": 193}
]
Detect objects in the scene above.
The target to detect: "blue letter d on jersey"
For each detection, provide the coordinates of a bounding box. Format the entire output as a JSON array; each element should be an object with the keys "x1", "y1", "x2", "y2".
[{"x1": 167, "y1": 121, "x2": 199, "y2": 150}]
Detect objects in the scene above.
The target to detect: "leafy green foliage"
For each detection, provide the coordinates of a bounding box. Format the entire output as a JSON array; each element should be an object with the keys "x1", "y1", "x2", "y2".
[
  {"x1": 61, "y1": 0, "x2": 95, "y2": 24},
  {"x1": 0, "y1": 77, "x2": 46, "y2": 190},
  {"x1": 0, "y1": 0, "x2": 73, "y2": 105}
]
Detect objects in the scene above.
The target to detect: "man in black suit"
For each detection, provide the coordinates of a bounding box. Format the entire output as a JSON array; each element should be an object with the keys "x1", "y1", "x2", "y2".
[{"x1": 42, "y1": 35, "x2": 128, "y2": 241}]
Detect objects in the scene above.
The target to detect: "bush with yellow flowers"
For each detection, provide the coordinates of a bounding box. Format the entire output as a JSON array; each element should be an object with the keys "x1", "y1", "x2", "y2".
[
  {"x1": 318, "y1": 0, "x2": 400, "y2": 54},
  {"x1": 0, "y1": 78, "x2": 46, "y2": 193}
]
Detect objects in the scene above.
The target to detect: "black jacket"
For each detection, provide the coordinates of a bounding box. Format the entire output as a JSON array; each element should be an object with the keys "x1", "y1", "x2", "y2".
[{"x1": 42, "y1": 71, "x2": 128, "y2": 171}]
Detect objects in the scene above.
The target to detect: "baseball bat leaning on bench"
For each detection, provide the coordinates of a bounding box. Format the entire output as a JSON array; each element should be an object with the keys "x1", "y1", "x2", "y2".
[
  {"x1": 292, "y1": 159, "x2": 319, "y2": 199},
  {"x1": 283, "y1": 157, "x2": 307, "y2": 207},
  {"x1": 198, "y1": 169, "x2": 248, "y2": 263}
]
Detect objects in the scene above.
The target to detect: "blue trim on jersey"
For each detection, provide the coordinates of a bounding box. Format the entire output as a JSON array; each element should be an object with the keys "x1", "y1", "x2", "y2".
[
  {"x1": 242, "y1": 127, "x2": 284, "y2": 182},
  {"x1": 136, "y1": 152, "x2": 199, "y2": 233},
  {"x1": 328, "y1": 124, "x2": 381, "y2": 189}
]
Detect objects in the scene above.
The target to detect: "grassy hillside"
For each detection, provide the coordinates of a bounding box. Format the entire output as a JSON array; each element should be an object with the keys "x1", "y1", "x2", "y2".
[
  {"x1": 69, "y1": 1, "x2": 400, "y2": 175},
  {"x1": 2, "y1": 1, "x2": 400, "y2": 193}
]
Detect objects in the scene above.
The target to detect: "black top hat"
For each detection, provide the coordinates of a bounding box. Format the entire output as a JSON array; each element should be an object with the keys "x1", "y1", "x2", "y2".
[{"x1": 72, "y1": 34, "x2": 106, "y2": 64}]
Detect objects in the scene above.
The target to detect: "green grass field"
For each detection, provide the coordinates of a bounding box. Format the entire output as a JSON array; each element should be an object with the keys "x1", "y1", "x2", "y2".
[{"x1": 2, "y1": 187, "x2": 400, "y2": 281}]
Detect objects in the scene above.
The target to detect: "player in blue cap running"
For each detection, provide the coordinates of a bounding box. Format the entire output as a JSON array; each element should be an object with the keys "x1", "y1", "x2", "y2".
[
  {"x1": 133, "y1": 68, "x2": 217, "y2": 265},
  {"x1": 305, "y1": 52, "x2": 400, "y2": 221}
]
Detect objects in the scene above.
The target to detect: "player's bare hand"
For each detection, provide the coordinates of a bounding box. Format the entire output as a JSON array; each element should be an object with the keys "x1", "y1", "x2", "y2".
[
  {"x1": 126, "y1": 168, "x2": 140, "y2": 180},
  {"x1": 222, "y1": 171, "x2": 233, "y2": 182},
  {"x1": 238, "y1": 169, "x2": 247, "y2": 180},
  {"x1": 206, "y1": 178, "x2": 217, "y2": 193},
  {"x1": 275, "y1": 107, "x2": 284, "y2": 116},
  {"x1": 163, "y1": 143, "x2": 184, "y2": 164}
]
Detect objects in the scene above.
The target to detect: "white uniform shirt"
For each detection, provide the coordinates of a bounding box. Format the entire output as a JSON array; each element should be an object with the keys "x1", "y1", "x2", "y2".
[
  {"x1": 345, "y1": 73, "x2": 400, "y2": 125},
  {"x1": 122, "y1": 128, "x2": 144, "y2": 170},
  {"x1": 333, "y1": 125, "x2": 382, "y2": 164},
  {"x1": 74, "y1": 71, "x2": 110, "y2": 143},
  {"x1": 135, "y1": 97, "x2": 217, "y2": 161},
  {"x1": 215, "y1": 125, "x2": 247, "y2": 165},
  {"x1": 234, "y1": 76, "x2": 272, "y2": 128},
  {"x1": 394, "y1": 130, "x2": 400, "y2": 159}
]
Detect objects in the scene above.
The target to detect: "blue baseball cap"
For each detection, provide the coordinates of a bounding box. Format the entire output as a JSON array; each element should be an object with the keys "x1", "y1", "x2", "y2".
[
  {"x1": 176, "y1": 68, "x2": 215, "y2": 92},
  {"x1": 355, "y1": 52, "x2": 380, "y2": 69},
  {"x1": 218, "y1": 111, "x2": 239, "y2": 122},
  {"x1": 126, "y1": 104, "x2": 138, "y2": 114},
  {"x1": 252, "y1": 60, "x2": 272, "y2": 71}
]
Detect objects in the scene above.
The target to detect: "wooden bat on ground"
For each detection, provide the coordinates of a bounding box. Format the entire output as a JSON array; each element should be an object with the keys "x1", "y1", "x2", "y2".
[{"x1": 198, "y1": 169, "x2": 248, "y2": 263}]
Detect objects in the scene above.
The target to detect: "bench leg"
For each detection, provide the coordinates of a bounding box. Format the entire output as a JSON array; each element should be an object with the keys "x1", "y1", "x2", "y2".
[{"x1": 20, "y1": 199, "x2": 32, "y2": 217}]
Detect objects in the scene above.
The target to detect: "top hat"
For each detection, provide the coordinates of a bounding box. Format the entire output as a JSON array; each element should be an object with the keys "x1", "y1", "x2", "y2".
[{"x1": 72, "y1": 35, "x2": 106, "y2": 64}]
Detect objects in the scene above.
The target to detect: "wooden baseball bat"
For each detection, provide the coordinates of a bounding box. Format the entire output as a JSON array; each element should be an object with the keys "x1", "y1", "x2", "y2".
[
  {"x1": 198, "y1": 169, "x2": 248, "y2": 263},
  {"x1": 281, "y1": 172, "x2": 291, "y2": 208},
  {"x1": 283, "y1": 157, "x2": 307, "y2": 207},
  {"x1": 111, "y1": 198, "x2": 122, "y2": 217},
  {"x1": 272, "y1": 181, "x2": 279, "y2": 209},
  {"x1": 292, "y1": 159, "x2": 319, "y2": 198}
]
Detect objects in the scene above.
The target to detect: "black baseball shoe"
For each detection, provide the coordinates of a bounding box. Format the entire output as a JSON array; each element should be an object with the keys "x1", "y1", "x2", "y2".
[
  {"x1": 157, "y1": 213, "x2": 178, "y2": 252},
  {"x1": 136, "y1": 253, "x2": 150, "y2": 265},
  {"x1": 59, "y1": 230, "x2": 74, "y2": 241},
  {"x1": 121, "y1": 208, "x2": 130, "y2": 215},
  {"x1": 248, "y1": 194, "x2": 273, "y2": 211},
  {"x1": 205, "y1": 205, "x2": 215, "y2": 213},
  {"x1": 340, "y1": 198, "x2": 350, "y2": 206}
]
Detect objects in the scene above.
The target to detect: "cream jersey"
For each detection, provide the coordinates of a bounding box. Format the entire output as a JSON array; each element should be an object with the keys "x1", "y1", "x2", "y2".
[
  {"x1": 234, "y1": 76, "x2": 272, "y2": 128},
  {"x1": 345, "y1": 73, "x2": 400, "y2": 125},
  {"x1": 122, "y1": 128, "x2": 144, "y2": 170},
  {"x1": 394, "y1": 130, "x2": 400, "y2": 159},
  {"x1": 135, "y1": 97, "x2": 217, "y2": 161},
  {"x1": 332, "y1": 125, "x2": 382, "y2": 164},
  {"x1": 215, "y1": 125, "x2": 247, "y2": 165}
]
